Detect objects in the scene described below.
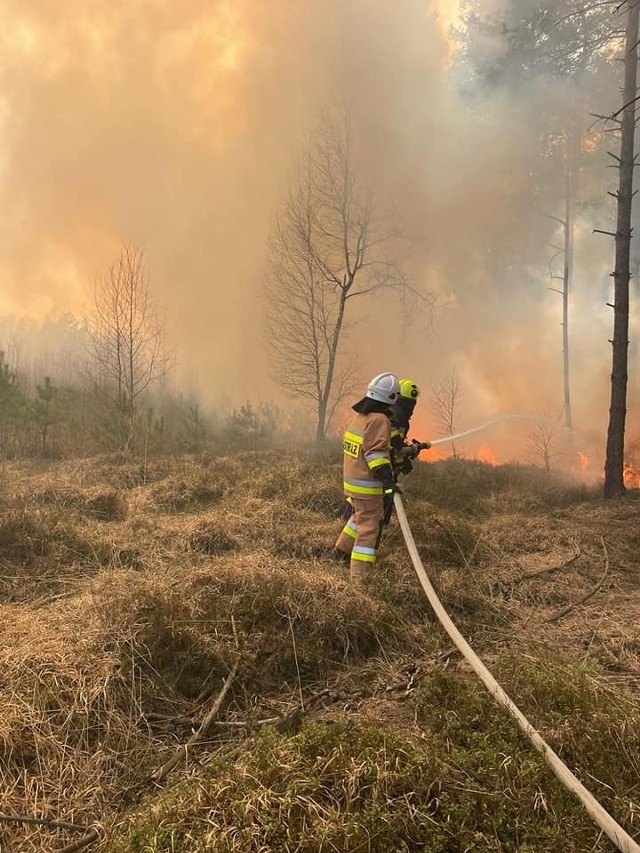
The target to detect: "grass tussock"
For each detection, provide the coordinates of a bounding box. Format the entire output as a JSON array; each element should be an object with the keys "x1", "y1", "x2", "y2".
[
  {"x1": 91, "y1": 560, "x2": 407, "y2": 698},
  {"x1": 84, "y1": 489, "x2": 128, "y2": 521},
  {"x1": 150, "y1": 472, "x2": 231, "y2": 512},
  {"x1": 250, "y1": 458, "x2": 343, "y2": 518},
  {"x1": 0, "y1": 508, "x2": 112, "y2": 599},
  {"x1": 0, "y1": 603, "x2": 162, "y2": 850},
  {"x1": 104, "y1": 710, "x2": 620, "y2": 853},
  {"x1": 410, "y1": 458, "x2": 595, "y2": 517},
  {"x1": 104, "y1": 723, "x2": 443, "y2": 853},
  {"x1": 185, "y1": 519, "x2": 239, "y2": 555},
  {"x1": 0, "y1": 554, "x2": 409, "y2": 850},
  {"x1": 0, "y1": 508, "x2": 51, "y2": 561}
]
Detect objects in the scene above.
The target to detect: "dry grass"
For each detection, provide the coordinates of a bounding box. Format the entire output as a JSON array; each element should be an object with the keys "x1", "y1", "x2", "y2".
[
  {"x1": 1, "y1": 452, "x2": 639, "y2": 851},
  {"x1": 0, "y1": 601, "x2": 162, "y2": 851}
]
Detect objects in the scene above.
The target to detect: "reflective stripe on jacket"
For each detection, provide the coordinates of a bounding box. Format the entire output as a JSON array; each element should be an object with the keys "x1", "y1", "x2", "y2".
[{"x1": 342, "y1": 412, "x2": 391, "y2": 498}]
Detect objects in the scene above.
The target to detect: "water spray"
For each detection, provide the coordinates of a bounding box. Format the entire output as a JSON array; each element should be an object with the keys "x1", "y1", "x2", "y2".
[{"x1": 427, "y1": 412, "x2": 563, "y2": 448}]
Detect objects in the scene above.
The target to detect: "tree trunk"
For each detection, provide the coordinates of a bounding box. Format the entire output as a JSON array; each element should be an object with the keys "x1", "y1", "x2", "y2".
[
  {"x1": 315, "y1": 400, "x2": 327, "y2": 444},
  {"x1": 604, "y1": 0, "x2": 639, "y2": 499},
  {"x1": 42, "y1": 397, "x2": 50, "y2": 456},
  {"x1": 562, "y1": 157, "x2": 575, "y2": 434},
  {"x1": 316, "y1": 287, "x2": 349, "y2": 444}
]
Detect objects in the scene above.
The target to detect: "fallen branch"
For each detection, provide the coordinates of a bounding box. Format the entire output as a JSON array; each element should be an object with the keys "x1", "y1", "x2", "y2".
[
  {"x1": 0, "y1": 814, "x2": 88, "y2": 833},
  {"x1": 512, "y1": 546, "x2": 581, "y2": 584},
  {"x1": 146, "y1": 712, "x2": 280, "y2": 729},
  {"x1": 55, "y1": 828, "x2": 101, "y2": 853},
  {"x1": 544, "y1": 539, "x2": 609, "y2": 624},
  {"x1": 436, "y1": 646, "x2": 459, "y2": 662},
  {"x1": 151, "y1": 655, "x2": 241, "y2": 784}
]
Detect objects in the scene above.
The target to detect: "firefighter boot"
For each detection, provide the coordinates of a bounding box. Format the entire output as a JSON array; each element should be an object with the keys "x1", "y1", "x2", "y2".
[
  {"x1": 349, "y1": 560, "x2": 367, "y2": 587},
  {"x1": 330, "y1": 547, "x2": 350, "y2": 567}
]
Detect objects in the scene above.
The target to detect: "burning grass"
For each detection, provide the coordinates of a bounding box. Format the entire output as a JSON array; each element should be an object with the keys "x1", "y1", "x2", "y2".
[{"x1": 411, "y1": 457, "x2": 596, "y2": 516}]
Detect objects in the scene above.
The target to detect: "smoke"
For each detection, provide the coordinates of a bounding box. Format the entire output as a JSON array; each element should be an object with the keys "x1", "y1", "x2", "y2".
[{"x1": 0, "y1": 0, "x2": 629, "y2": 462}]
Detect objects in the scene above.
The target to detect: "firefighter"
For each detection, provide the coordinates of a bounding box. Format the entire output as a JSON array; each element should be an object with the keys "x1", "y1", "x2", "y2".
[
  {"x1": 390, "y1": 378, "x2": 428, "y2": 476},
  {"x1": 333, "y1": 372, "x2": 401, "y2": 585}
]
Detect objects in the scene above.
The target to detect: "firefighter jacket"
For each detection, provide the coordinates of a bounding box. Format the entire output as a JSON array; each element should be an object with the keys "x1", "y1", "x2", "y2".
[{"x1": 343, "y1": 410, "x2": 393, "y2": 498}]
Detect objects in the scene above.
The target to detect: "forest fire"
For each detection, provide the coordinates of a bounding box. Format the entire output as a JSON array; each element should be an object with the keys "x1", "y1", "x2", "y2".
[
  {"x1": 476, "y1": 445, "x2": 499, "y2": 466},
  {"x1": 416, "y1": 443, "x2": 501, "y2": 466},
  {"x1": 624, "y1": 463, "x2": 640, "y2": 489}
]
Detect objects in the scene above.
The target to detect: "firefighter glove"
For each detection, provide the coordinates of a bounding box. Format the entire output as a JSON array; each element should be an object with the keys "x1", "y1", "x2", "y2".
[
  {"x1": 383, "y1": 482, "x2": 401, "y2": 522},
  {"x1": 384, "y1": 482, "x2": 403, "y2": 496},
  {"x1": 377, "y1": 463, "x2": 396, "y2": 491},
  {"x1": 401, "y1": 457, "x2": 414, "y2": 475}
]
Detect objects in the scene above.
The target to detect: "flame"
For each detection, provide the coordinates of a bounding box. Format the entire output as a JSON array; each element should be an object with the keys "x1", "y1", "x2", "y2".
[
  {"x1": 476, "y1": 445, "x2": 498, "y2": 466},
  {"x1": 580, "y1": 129, "x2": 602, "y2": 154},
  {"x1": 577, "y1": 452, "x2": 589, "y2": 471},
  {"x1": 624, "y1": 463, "x2": 640, "y2": 489}
]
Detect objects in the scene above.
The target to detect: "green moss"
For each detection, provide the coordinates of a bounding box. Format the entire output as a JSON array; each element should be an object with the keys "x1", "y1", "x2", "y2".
[
  {"x1": 104, "y1": 723, "x2": 445, "y2": 853},
  {"x1": 415, "y1": 656, "x2": 640, "y2": 849},
  {"x1": 104, "y1": 712, "x2": 624, "y2": 853}
]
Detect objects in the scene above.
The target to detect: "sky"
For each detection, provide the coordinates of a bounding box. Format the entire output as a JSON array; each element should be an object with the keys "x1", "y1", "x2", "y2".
[{"x1": 0, "y1": 0, "x2": 631, "y2": 464}]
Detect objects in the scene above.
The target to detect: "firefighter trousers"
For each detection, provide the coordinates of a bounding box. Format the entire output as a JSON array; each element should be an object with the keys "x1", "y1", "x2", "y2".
[{"x1": 334, "y1": 496, "x2": 384, "y2": 583}]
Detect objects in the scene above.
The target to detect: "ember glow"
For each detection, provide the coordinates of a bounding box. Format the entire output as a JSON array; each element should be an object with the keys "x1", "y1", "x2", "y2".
[
  {"x1": 624, "y1": 464, "x2": 640, "y2": 490},
  {"x1": 476, "y1": 445, "x2": 499, "y2": 466},
  {"x1": 577, "y1": 452, "x2": 590, "y2": 471}
]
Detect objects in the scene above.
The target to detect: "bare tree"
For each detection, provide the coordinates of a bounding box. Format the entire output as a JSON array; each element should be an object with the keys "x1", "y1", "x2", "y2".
[
  {"x1": 546, "y1": 144, "x2": 577, "y2": 434},
  {"x1": 87, "y1": 246, "x2": 168, "y2": 449},
  {"x1": 602, "y1": 0, "x2": 640, "y2": 498},
  {"x1": 526, "y1": 420, "x2": 556, "y2": 473},
  {"x1": 265, "y1": 110, "x2": 427, "y2": 443},
  {"x1": 431, "y1": 367, "x2": 462, "y2": 457}
]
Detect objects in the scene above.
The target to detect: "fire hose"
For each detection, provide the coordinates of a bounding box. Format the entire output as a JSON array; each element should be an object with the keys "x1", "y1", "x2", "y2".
[{"x1": 394, "y1": 492, "x2": 640, "y2": 853}]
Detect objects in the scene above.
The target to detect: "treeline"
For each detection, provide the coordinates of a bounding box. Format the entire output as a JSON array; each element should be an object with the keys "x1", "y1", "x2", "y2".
[
  {"x1": 0, "y1": 352, "x2": 287, "y2": 459},
  {"x1": 0, "y1": 247, "x2": 294, "y2": 460}
]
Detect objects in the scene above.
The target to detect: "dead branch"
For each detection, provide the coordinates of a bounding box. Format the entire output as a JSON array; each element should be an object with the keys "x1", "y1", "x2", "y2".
[
  {"x1": 385, "y1": 667, "x2": 422, "y2": 693},
  {"x1": 437, "y1": 646, "x2": 459, "y2": 663},
  {"x1": 145, "y1": 712, "x2": 280, "y2": 729},
  {"x1": 555, "y1": 0, "x2": 629, "y2": 24},
  {"x1": 0, "y1": 814, "x2": 89, "y2": 833},
  {"x1": 544, "y1": 539, "x2": 610, "y2": 623},
  {"x1": 609, "y1": 91, "x2": 640, "y2": 121},
  {"x1": 512, "y1": 546, "x2": 581, "y2": 584},
  {"x1": 54, "y1": 829, "x2": 101, "y2": 853},
  {"x1": 151, "y1": 656, "x2": 241, "y2": 783}
]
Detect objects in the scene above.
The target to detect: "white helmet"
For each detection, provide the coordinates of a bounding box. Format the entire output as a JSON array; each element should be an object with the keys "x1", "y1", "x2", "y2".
[{"x1": 366, "y1": 372, "x2": 400, "y2": 405}]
